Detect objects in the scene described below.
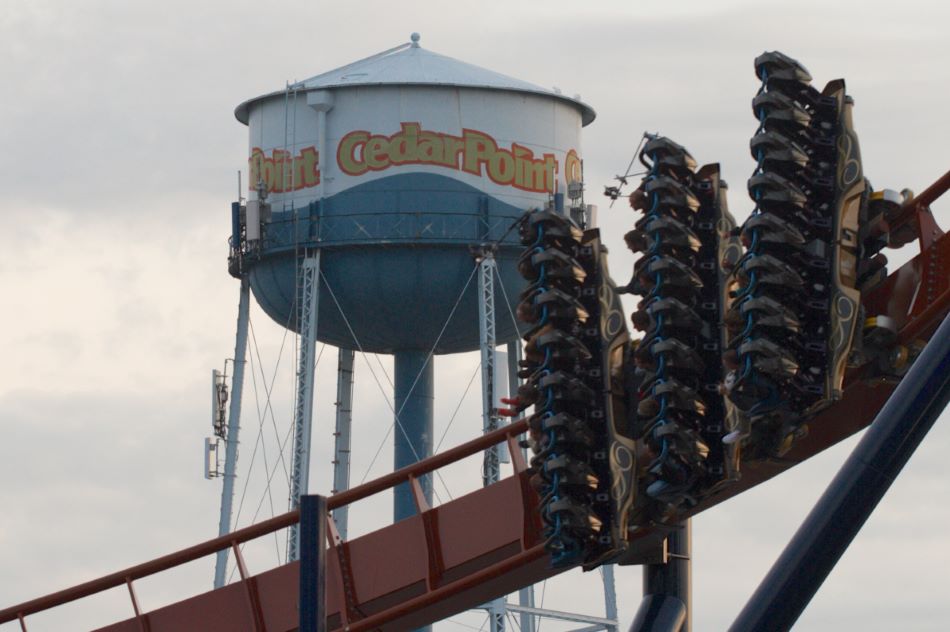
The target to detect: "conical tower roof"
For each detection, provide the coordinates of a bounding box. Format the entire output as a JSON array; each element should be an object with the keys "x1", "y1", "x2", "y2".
[{"x1": 235, "y1": 34, "x2": 595, "y2": 125}]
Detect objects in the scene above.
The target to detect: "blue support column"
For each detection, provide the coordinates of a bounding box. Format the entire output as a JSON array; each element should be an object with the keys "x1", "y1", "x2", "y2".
[
  {"x1": 393, "y1": 350, "x2": 434, "y2": 632},
  {"x1": 300, "y1": 494, "x2": 327, "y2": 632},
  {"x1": 214, "y1": 277, "x2": 250, "y2": 589},
  {"x1": 729, "y1": 312, "x2": 950, "y2": 632},
  {"x1": 393, "y1": 350, "x2": 434, "y2": 522},
  {"x1": 631, "y1": 520, "x2": 691, "y2": 632}
]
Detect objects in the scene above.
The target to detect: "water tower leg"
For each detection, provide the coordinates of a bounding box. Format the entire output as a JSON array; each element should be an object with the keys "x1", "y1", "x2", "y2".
[
  {"x1": 602, "y1": 563, "x2": 619, "y2": 632},
  {"x1": 477, "y1": 251, "x2": 502, "y2": 487},
  {"x1": 516, "y1": 564, "x2": 536, "y2": 632},
  {"x1": 213, "y1": 277, "x2": 250, "y2": 589},
  {"x1": 477, "y1": 251, "x2": 506, "y2": 632},
  {"x1": 393, "y1": 350, "x2": 434, "y2": 632},
  {"x1": 332, "y1": 348, "x2": 355, "y2": 540},
  {"x1": 288, "y1": 251, "x2": 322, "y2": 562},
  {"x1": 393, "y1": 350, "x2": 434, "y2": 522}
]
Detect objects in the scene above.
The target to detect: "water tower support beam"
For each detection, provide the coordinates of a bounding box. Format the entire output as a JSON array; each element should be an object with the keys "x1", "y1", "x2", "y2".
[
  {"x1": 393, "y1": 350, "x2": 434, "y2": 522},
  {"x1": 477, "y1": 250, "x2": 506, "y2": 632},
  {"x1": 332, "y1": 348, "x2": 355, "y2": 539},
  {"x1": 288, "y1": 251, "x2": 322, "y2": 562},
  {"x1": 477, "y1": 251, "x2": 502, "y2": 487},
  {"x1": 602, "y1": 564, "x2": 619, "y2": 632},
  {"x1": 213, "y1": 276, "x2": 251, "y2": 589}
]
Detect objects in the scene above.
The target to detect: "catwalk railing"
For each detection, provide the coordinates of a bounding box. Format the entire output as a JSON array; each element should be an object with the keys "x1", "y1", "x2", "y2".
[{"x1": 0, "y1": 419, "x2": 555, "y2": 632}]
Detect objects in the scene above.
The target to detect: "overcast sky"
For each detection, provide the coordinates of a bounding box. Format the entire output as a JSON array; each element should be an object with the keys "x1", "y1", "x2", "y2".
[{"x1": 2, "y1": 1, "x2": 949, "y2": 630}]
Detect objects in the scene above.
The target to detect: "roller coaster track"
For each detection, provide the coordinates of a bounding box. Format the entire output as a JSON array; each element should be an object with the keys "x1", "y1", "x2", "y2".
[{"x1": 1, "y1": 171, "x2": 947, "y2": 632}]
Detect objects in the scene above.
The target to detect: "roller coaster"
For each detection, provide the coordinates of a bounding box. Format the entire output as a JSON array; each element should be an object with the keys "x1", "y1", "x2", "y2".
[{"x1": 2, "y1": 52, "x2": 949, "y2": 632}]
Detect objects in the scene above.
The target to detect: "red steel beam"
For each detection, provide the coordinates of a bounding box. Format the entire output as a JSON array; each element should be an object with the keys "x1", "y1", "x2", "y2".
[
  {"x1": 911, "y1": 169, "x2": 950, "y2": 210},
  {"x1": 80, "y1": 471, "x2": 549, "y2": 632},
  {"x1": 886, "y1": 169, "x2": 948, "y2": 249},
  {"x1": 0, "y1": 419, "x2": 530, "y2": 625},
  {"x1": 341, "y1": 545, "x2": 548, "y2": 632},
  {"x1": 0, "y1": 510, "x2": 299, "y2": 624},
  {"x1": 887, "y1": 168, "x2": 949, "y2": 232},
  {"x1": 331, "y1": 418, "x2": 529, "y2": 509}
]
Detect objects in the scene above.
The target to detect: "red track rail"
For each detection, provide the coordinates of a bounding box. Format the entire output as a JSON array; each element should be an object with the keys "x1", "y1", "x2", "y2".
[
  {"x1": 3, "y1": 171, "x2": 948, "y2": 632},
  {"x1": 0, "y1": 420, "x2": 555, "y2": 632}
]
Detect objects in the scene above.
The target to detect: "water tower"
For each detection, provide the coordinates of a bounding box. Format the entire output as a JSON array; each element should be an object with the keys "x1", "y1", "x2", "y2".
[{"x1": 211, "y1": 34, "x2": 613, "y2": 631}]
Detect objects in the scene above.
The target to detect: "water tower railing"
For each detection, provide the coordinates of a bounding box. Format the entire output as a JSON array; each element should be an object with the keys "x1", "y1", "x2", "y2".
[
  {"x1": 261, "y1": 209, "x2": 523, "y2": 252},
  {"x1": 0, "y1": 418, "x2": 539, "y2": 631}
]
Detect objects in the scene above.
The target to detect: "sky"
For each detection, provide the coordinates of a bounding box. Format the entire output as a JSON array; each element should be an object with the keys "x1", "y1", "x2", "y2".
[{"x1": 1, "y1": 1, "x2": 949, "y2": 630}]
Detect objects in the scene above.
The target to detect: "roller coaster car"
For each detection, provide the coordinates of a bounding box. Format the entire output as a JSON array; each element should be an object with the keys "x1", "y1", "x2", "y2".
[
  {"x1": 723, "y1": 52, "x2": 870, "y2": 460},
  {"x1": 513, "y1": 206, "x2": 637, "y2": 568},
  {"x1": 621, "y1": 136, "x2": 741, "y2": 526},
  {"x1": 822, "y1": 78, "x2": 864, "y2": 403}
]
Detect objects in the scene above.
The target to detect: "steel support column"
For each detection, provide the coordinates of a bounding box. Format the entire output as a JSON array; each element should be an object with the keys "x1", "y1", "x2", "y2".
[
  {"x1": 289, "y1": 251, "x2": 322, "y2": 562},
  {"x1": 214, "y1": 277, "x2": 251, "y2": 589},
  {"x1": 393, "y1": 349, "x2": 435, "y2": 632},
  {"x1": 393, "y1": 350, "x2": 434, "y2": 523},
  {"x1": 478, "y1": 251, "x2": 502, "y2": 487},
  {"x1": 602, "y1": 564, "x2": 619, "y2": 632},
  {"x1": 300, "y1": 494, "x2": 327, "y2": 632},
  {"x1": 729, "y1": 312, "x2": 950, "y2": 632},
  {"x1": 332, "y1": 348, "x2": 355, "y2": 539},
  {"x1": 477, "y1": 251, "x2": 505, "y2": 632},
  {"x1": 632, "y1": 520, "x2": 690, "y2": 632}
]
